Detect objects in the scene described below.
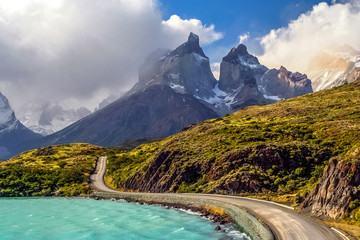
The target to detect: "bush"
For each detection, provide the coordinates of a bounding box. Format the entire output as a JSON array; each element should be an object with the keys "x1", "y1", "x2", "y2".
[{"x1": 349, "y1": 200, "x2": 360, "y2": 210}]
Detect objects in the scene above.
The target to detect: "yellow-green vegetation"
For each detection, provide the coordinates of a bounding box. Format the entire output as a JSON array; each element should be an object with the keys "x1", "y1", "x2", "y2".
[
  {"x1": 106, "y1": 81, "x2": 360, "y2": 200},
  {"x1": 324, "y1": 220, "x2": 360, "y2": 239},
  {"x1": 205, "y1": 206, "x2": 225, "y2": 216},
  {"x1": 0, "y1": 143, "x2": 115, "y2": 197}
]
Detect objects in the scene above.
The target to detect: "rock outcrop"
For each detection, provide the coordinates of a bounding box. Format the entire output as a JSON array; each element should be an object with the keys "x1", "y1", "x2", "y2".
[
  {"x1": 132, "y1": 32, "x2": 217, "y2": 100},
  {"x1": 122, "y1": 144, "x2": 318, "y2": 194},
  {"x1": 259, "y1": 66, "x2": 313, "y2": 99},
  {"x1": 218, "y1": 44, "x2": 268, "y2": 93},
  {"x1": 230, "y1": 75, "x2": 267, "y2": 111},
  {"x1": 301, "y1": 153, "x2": 360, "y2": 220}
]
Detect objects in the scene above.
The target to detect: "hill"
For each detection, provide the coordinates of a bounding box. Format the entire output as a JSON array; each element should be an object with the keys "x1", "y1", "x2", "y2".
[
  {"x1": 105, "y1": 80, "x2": 360, "y2": 219},
  {"x1": 0, "y1": 143, "x2": 117, "y2": 197}
]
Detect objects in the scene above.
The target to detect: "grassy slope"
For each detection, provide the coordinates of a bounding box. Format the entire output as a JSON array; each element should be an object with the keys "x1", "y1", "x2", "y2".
[
  {"x1": 106, "y1": 81, "x2": 360, "y2": 197},
  {"x1": 0, "y1": 143, "x2": 117, "y2": 197}
]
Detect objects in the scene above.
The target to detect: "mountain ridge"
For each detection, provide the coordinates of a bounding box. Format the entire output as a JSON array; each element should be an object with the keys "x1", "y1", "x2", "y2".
[{"x1": 0, "y1": 92, "x2": 42, "y2": 159}]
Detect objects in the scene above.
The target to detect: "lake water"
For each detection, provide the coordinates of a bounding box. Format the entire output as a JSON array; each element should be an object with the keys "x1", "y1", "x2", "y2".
[{"x1": 0, "y1": 198, "x2": 250, "y2": 240}]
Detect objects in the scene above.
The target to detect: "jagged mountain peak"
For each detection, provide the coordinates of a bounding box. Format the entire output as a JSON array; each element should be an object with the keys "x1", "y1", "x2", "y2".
[
  {"x1": 259, "y1": 66, "x2": 312, "y2": 100},
  {"x1": 222, "y1": 44, "x2": 259, "y2": 65},
  {"x1": 170, "y1": 32, "x2": 207, "y2": 58},
  {"x1": 230, "y1": 44, "x2": 248, "y2": 56},
  {"x1": 0, "y1": 92, "x2": 15, "y2": 126},
  {"x1": 188, "y1": 32, "x2": 199, "y2": 43},
  {"x1": 278, "y1": 66, "x2": 309, "y2": 83},
  {"x1": 219, "y1": 43, "x2": 267, "y2": 93}
]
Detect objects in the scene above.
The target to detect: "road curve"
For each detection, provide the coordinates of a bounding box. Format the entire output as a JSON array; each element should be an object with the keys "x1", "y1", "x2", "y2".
[{"x1": 90, "y1": 156, "x2": 345, "y2": 240}]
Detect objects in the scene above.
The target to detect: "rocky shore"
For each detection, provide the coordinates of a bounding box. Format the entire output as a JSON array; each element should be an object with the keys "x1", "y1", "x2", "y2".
[
  {"x1": 94, "y1": 196, "x2": 234, "y2": 232},
  {"x1": 92, "y1": 192, "x2": 273, "y2": 240}
]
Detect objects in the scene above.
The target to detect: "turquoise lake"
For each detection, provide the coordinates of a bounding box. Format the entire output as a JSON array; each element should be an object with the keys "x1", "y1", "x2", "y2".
[{"x1": 0, "y1": 198, "x2": 250, "y2": 240}]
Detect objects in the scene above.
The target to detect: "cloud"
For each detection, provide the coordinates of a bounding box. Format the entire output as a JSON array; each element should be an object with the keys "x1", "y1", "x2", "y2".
[
  {"x1": 259, "y1": 1, "x2": 360, "y2": 72},
  {"x1": 162, "y1": 15, "x2": 223, "y2": 46},
  {"x1": 238, "y1": 33, "x2": 250, "y2": 44},
  {"x1": 210, "y1": 62, "x2": 221, "y2": 80},
  {"x1": 0, "y1": 0, "x2": 222, "y2": 113}
]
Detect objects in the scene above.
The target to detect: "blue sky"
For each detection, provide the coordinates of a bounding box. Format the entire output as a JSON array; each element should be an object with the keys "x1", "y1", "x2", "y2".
[
  {"x1": 159, "y1": 0, "x2": 333, "y2": 57},
  {"x1": 1, "y1": 0, "x2": 359, "y2": 111}
]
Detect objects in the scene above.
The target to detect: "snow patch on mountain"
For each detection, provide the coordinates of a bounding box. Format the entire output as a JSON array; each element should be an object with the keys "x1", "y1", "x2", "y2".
[
  {"x1": 195, "y1": 83, "x2": 237, "y2": 111},
  {"x1": 307, "y1": 48, "x2": 360, "y2": 91},
  {"x1": 169, "y1": 82, "x2": 186, "y2": 93}
]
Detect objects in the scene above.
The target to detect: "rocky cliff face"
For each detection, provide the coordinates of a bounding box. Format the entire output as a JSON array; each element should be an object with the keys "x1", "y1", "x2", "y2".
[
  {"x1": 230, "y1": 75, "x2": 267, "y2": 111},
  {"x1": 132, "y1": 33, "x2": 217, "y2": 100},
  {"x1": 259, "y1": 66, "x2": 313, "y2": 100},
  {"x1": 122, "y1": 144, "x2": 320, "y2": 194},
  {"x1": 218, "y1": 44, "x2": 268, "y2": 93},
  {"x1": 301, "y1": 153, "x2": 360, "y2": 220},
  {"x1": 0, "y1": 92, "x2": 41, "y2": 159}
]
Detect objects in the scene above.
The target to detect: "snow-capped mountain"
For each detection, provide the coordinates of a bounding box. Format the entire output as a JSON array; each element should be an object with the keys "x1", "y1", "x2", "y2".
[
  {"x1": 0, "y1": 92, "x2": 41, "y2": 159},
  {"x1": 18, "y1": 103, "x2": 91, "y2": 136},
  {"x1": 30, "y1": 33, "x2": 313, "y2": 152},
  {"x1": 219, "y1": 44, "x2": 268, "y2": 93},
  {"x1": 307, "y1": 46, "x2": 360, "y2": 91},
  {"x1": 130, "y1": 32, "x2": 217, "y2": 100},
  {"x1": 33, "y1": 33, "x2": 219, "y2": 148}
]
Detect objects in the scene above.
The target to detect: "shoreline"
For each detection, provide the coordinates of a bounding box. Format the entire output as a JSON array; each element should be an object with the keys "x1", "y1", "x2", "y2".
[
  {"x1": 92, "y1": 191, "x2": 274, "y2": 240},
  {"x1": 94, "y1": 196, "x2": 237, "y2": 233}
]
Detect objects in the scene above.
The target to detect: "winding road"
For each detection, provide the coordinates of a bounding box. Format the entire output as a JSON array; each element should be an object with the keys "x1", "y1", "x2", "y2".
[{"x1": 90, "y1": 156, "x2": 348, "y2": 240}]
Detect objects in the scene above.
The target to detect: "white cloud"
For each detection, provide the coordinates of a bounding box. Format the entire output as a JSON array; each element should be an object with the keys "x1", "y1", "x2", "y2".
[
  {"x1": 0, "y1": 0, "x2": 222, "y2": 113},
  {"x1": 259, "y1": 1, "x2": 360, "y2": 72},
  {"x1": 210, "y1": 62, "x2": 221, "y2": 80},
  {"x1": 162, "y1": 15, "x2": 223, "y2": 46},
  {"x1": 238, "y1": 33, "x2": 250, "y2": 44}
]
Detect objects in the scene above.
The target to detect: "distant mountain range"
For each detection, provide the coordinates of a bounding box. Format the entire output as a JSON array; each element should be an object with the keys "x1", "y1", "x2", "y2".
[
  {"x1": 0, "y1": 32, "x2": 358, "y2": 158},
  {"x1": 18, "y1": 103, "x2": 92, "y2": 136},
  {"x1": 33, "y1": 33, "x2": 312, "y2": 149},
  {"x1": 307, "y1": 46, "x2": 360, "y2": 91}
]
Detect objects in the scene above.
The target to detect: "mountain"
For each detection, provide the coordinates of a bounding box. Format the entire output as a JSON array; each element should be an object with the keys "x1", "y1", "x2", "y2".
[
  {"x1": 129, "y1": 33, "x2": 217, "y2": 100},
  {"x1": 105, "y1": 80, "x2": 360, "y2": 222},
  {"x1": 27, "y1": 32, "x2": 314, "y2": 151},
  {"x1": 218, "y1": 44, "x2": 268, "y2": 93},
  {"x1": 307, "y1": 46, "x2": 360, "y2": 91},
  {"x1": 201, "y1": 44, "x2": 269, "y2": 115},
  {"x1": 33, "y1": 33, "x2": 220, "y2": 148},
  {"x1": 37, "y1": 85, "x2": 218, "y2": 147},
  {"x1": 0, "y1": 92, "x2": 42, "y2": 159},
  {"x1": 0, "y1": 143, "x2": 111, "y2": 196},
  {"x1": 18, "y1": 103, "x2": 91, "y2": 136},
  {"x1": 259, "y1": 66, "x2": 313, "y2": 100}
]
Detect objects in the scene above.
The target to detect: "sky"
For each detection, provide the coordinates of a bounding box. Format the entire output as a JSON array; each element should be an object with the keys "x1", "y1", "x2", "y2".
[{"x1": 0, "y1": 0, "x2": 359, "y2": 115}]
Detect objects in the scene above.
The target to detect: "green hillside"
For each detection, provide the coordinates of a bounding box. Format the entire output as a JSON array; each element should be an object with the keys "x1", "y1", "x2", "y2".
[
  {"x1": 106, "y1": 80, "x2": 360, "y2": 199},
  {"x1": 0, "y1": 143, "x2": 116, "y2": 197}
]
